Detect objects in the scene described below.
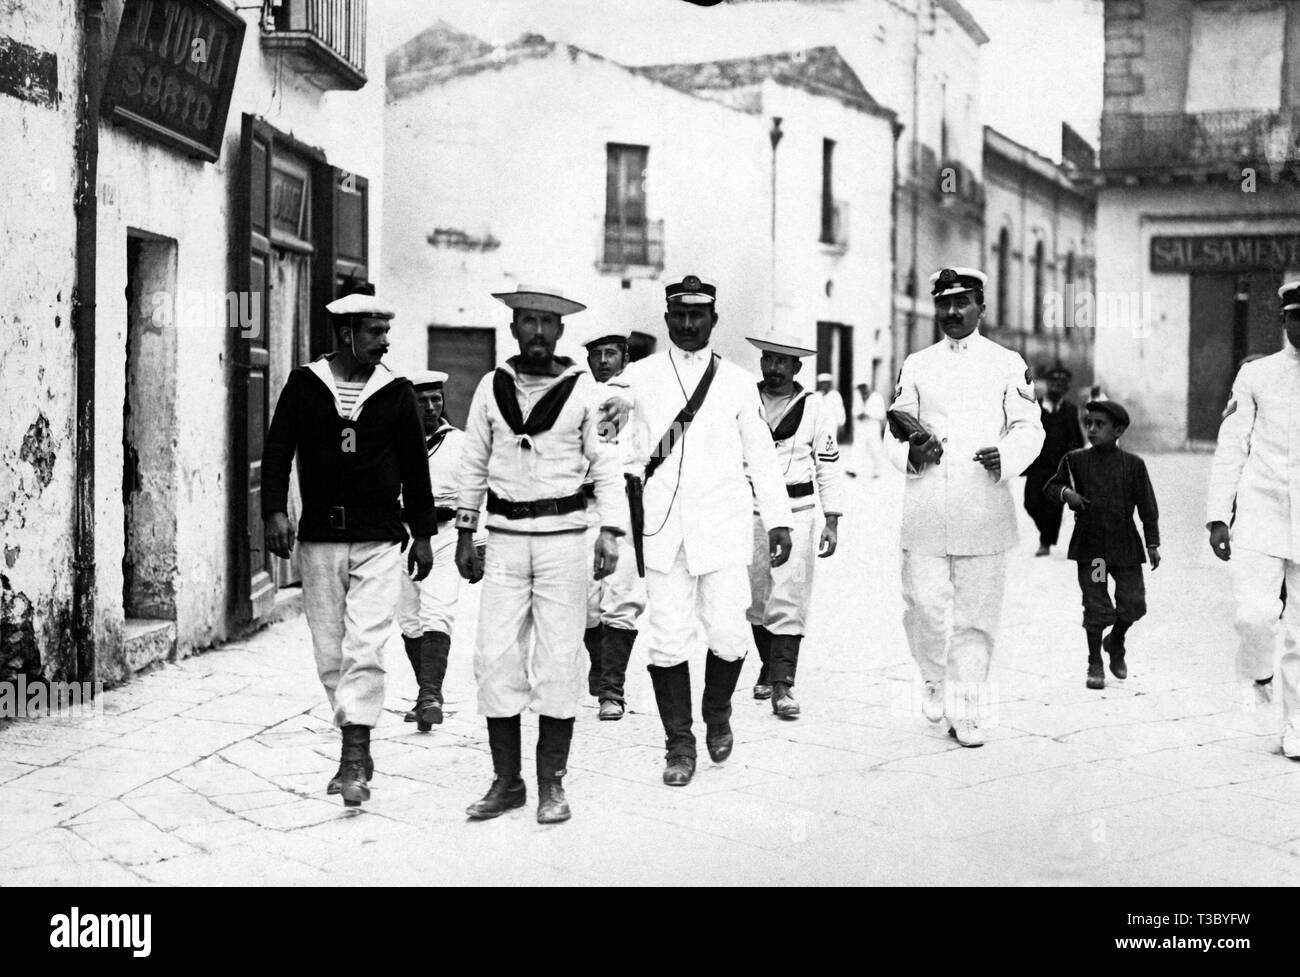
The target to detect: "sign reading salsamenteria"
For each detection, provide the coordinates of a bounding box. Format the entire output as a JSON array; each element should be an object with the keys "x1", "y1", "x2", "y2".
[
  {"x1": 101, "y1": 0, "x2": 245, "y2": 163},
  {"x1": 1150, "y1": 234, "x2": 1300, "y2": 273}
]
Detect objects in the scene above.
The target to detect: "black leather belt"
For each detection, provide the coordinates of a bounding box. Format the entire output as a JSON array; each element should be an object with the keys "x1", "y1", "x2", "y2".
[
  {"x1": 312, "y1": 503, "x2": 402, "y2": 531},
  {"x1": 786, "y1": 481, "x2": 814, "y2": 499},
  {"x1": 487, "y1": 489, "x2": 587, "y2": 520}
]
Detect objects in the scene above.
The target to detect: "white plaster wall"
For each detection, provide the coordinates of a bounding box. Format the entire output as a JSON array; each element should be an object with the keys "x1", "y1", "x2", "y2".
[
  {"x1": 382, "y1": 51, "x2": 772, "y2": 374},
  {"x1": 1094, "y1": 181, "x2": 1300, "y2": 449},
  {"x1": 0, "y1": 0, "x2": 82, "y2": 679}
]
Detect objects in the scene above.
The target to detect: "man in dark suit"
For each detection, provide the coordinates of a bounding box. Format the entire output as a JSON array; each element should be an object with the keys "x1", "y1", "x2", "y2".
[{"x1": 1023, "y1": 365, "x2": 1085, "y2": 556}]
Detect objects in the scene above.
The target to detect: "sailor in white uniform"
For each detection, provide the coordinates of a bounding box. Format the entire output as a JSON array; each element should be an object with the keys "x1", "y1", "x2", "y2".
[
  {"x1": 601, "y1": 275, "x2": 793, "y2": 787},
  {"x1": 1207, "y1": 279, "x2": 1300, "y2": 758},
  {"x1": 744, "y1": 331, "x2": 845, "y2": 718},
  {"x1": 885, "y1": 267, "x2": 1044, "y2": 747}
]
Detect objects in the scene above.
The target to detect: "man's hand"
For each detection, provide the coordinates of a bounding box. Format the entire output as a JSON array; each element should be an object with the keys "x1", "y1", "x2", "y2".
[
  {"x1": 593, "y1": 529, "x2": 620, "y2": 580},
  {"x1": 769, "y1": 527, "x2": 793, "y2": 567},
  {"x1": 1061, "y1": 488, "x2": 1090, "y2": 513},
  {"x1": 598, "y1": 393, "x2": 632, "y2": 440},
  {"x1": 1208, "y1": 522, "x2": 1231, "y2": 562},
  {"x1": 1147, "y1": 545, "x2": 1161, "y2": 570},
  {"x1": 973, "y1": 446, "x2": 1001, "y2": 479},
  {"x1": 265, "y1": 512, "x2": 295, "y2": 559},
  {"x1": 818, "y1": 515, "x2": 839, "y2": 558},
  {"x1": 456, "y1": 531, "x2": 485, "y2": 582},
  {"x1": 907, "y1": 431, "x2": 943, "y2": 468},
  {"x1": 408, "y1": 536, "x2": 433, "y2": 581}
]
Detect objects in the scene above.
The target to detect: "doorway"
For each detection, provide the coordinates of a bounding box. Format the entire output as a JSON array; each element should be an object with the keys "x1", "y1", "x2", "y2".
[
  {"x1": 427, "y1": 326, "x2": 496, "y2": 428},
  {"x1": 816, "y1": 321, "x2": 853, "y2": 439}
]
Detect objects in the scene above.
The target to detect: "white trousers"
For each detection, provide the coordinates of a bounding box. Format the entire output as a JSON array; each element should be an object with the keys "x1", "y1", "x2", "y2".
[
  {"x1": 852, "y1": 419, "x2": 886, "y2": 477},
  {"x1": 901, "y1": 549, "x2": 1007, "y2": 719},
  {"x1": 473, "y1": 530, "x2": 589, "y2": 719},
  {"x1": 644, "y1": 544, "x2": 751, "y2": 667},
  {"x1": 299, "y1": 540, "x2": 402, "y2": 728},
  {"x1": 584, "y1": 526, "x2": 647, "y2": 631},
  {"x1": 1230, "y1": 548, "x2": 1300, "y2": 722},
  {"x1": 747, "y1": 508, "x2": 818, "y2": 635},
  {"x1": 395, "y1": 532, "x2": 461, "y2": 637}
]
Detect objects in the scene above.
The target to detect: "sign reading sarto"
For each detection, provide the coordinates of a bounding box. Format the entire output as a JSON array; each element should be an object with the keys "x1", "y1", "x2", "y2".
[
  {"x1": 1151, "y1": 234, "x2": 1300, "y2": 273},
  {"x1": 102, "y1": 0, "x2": 245, "y2": 163}
]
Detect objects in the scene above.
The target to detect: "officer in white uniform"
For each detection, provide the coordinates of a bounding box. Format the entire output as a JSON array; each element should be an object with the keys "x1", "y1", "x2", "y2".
[
  {"x1": 578, "y1": 325, "x2": 647, "y2": 721},
  {"x1": 886, "y1": 268, "x2": 1044, "y2": 747},
  {"x1": 1207, "y1": 279, "x2": 1300, "y2": 758},
  {"x1": 395, "y1": 370, "x2": 485, "y2": 731},
  {"x1": 744, "y1": 331, "x2": 845, "y2": 718},
  {"x1": 602, "y1": 275, "x2": 793, "y2": 786},
  {"x1": 454, "y1": 285, "x2": 627, "y2": 824}
]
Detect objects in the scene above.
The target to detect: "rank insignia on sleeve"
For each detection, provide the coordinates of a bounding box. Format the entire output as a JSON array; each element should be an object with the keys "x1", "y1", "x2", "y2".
[{"x1": 1221, "y1": 400, "x2": 1237, "y2": 420}]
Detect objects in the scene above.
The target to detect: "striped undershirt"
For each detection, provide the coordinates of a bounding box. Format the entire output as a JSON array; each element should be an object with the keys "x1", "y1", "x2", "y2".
[{"x1": 335, "y1": 380, "x2": 366, "y2": 418}]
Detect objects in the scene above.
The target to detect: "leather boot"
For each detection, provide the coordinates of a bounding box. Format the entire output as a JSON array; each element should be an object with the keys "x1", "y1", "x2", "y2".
[
  {"x1": 402, "y1": 634, "x2": 421, "y2": 723},
  {"x1": 701, "y1": 650, "x2": 744, "y2": 762},
  {"x1": 770, "y1": 634, "x2": 802, "y2": 719},
  {"x1": 1086, "y1": 630, "x2": 1105, "y2": 690},
  {"x1": 536, "y1": 715, "x2": 574, "y2": 823},
  {"x1": 751, "y1": 625, "x2": 773, "y2": 699},
  {"x1": 338, "y1": 724, "x2": 371, "y2": 807},
  {"x1": 415, "y1": 630, "x2": 451, "y2": 731},
  {"x1": 598, "y1": 626, "x2": 637, "y2": 720},
  {"x1": 326, "y1": 750, "x2": 374, "y2": 795},
  {"x1": 467, "y1": 715, "x2": 526, "y2": 819},
  {"x1": 648, "y1": 662, "x2": 696, "y2": 786},
  {"x1": 584, "y1": 625, "x2": 603, "y2": 697},
  {"x1": 1103, "y1": 627, "x2": 1128, "y2": 679}
]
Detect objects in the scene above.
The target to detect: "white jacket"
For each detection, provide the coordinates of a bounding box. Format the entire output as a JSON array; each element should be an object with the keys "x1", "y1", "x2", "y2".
[
  {"x1": 886, "y1": 330, "x2": 1044, "y2": 556},
  {"x1": 1206, "y1": 346, "x2": 1300, "y2": 560},
  {"x1": 609, "y1": 345, "x2": 793, "y2": 575}
]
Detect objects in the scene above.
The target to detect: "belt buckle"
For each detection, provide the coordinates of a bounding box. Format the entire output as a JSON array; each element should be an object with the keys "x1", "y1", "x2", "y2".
[
  {"x1": 538, "y1": 499, "x2": 560, "y2": 517},
  {"x1": 328, "y1": 506, "x2": 347, "y2": 530},
  {"x1": 510, "y1": 502, "x2": 529, "y2": 520}
]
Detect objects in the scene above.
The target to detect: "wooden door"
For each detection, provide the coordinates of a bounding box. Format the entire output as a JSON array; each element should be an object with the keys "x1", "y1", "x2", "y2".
[{"x1": 1187, "y1": 273, "x2": 1237, "y2": 442}]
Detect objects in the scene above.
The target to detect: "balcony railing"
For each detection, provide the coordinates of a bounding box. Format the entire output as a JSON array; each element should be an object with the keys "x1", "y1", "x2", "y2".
[
  {"x1": 262, "y1": 0, "x2": 367, "y2": 91},
  {"x1": 600, "y1": 218, "x2": 665, "y2": 271},
  {"x1": 1100, "y1": 108, "x2": 1300, "y2": 172},
  {"x1": 820, "y1": 198, "x2": 849, "y2": 248}
]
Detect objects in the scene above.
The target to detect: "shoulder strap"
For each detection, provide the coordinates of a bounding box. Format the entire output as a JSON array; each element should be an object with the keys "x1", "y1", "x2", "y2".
[
  {"x1": 645, "y1": 354, "x2": 719, "y2": 483},
  {"x1": 493, "y1": 368, "x2": 582, "y2": 437}
]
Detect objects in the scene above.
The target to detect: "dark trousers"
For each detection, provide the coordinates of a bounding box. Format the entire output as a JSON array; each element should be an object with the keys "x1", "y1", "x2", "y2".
[
  {"x1": 1076, "y1": 560, "x2": 1146, "y2": 632},
  {"x1": 1024, "y1": 468, "x2": 1064, "y2": 546}
]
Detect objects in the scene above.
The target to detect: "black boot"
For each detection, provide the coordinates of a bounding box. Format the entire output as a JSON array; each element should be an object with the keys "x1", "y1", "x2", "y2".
[
  {"x1": 467, "y1": 715, "x2": 526, "y2": 819},
  {"x1": 702, "y1": 650, "x2": 744, "y2": 762},
  {"x1": 338, "y1": 724, "x2": 371, "y2": 807},
  {"x1": 770, "y1": 634, "x2": 802, "y2": 719},
  {"x1": 598, "y1": 627, "x2": 637, "y2": 720},
  {"x1": 326, "y1": 741, "x2": 374, "y2": 795},
  {"x1": 751, "y1": 625, "x2": 773, "y2": 700},
  {"x1": 1086, "y1": 630, "x2": 1105, "y2": 690},
  {"x1": 402, "y1": 634, "x2": 421, "y2": 723},
  {"x1": 415, "y1": 630, "x2": 451, "y2": 731},
  {"x1": 1104, "y1": 622, "x2": 1129, "y2": 679},
  {"x1": 584, "y1": 625, "x2": 604, "y2": 697},
  {"x1": 536, "y1": 715, "x2": 574, "y2": 824},
  {"x1": 648, "y1": 662, "x2": 696, "y2": 786}
]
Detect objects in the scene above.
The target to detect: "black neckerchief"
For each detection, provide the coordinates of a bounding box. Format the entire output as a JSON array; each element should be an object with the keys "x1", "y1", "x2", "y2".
[
  {"x1": 492, "y1": 362, "x2": 581, "y2": 437},
  {"x1": 425, "y1": 421, "x2": 455, "y2": 453},
  {"x1": 759, "y1": 382, "x2": 808, "y2": 442}
]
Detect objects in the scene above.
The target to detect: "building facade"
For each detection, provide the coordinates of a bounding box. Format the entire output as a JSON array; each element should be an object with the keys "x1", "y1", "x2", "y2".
[
  {"x1": 983, "y1": 125, "x2": 1097, "y2": 390},
  {"x1": 1087, "y1": 0, "x2": 1300, "y2": 448},
  {"x1": 382, "y1": 26, "x2": 896, "y2": 432},
  {"x1": 1, "y1": 0, "x2": 385, "y2": 688}
]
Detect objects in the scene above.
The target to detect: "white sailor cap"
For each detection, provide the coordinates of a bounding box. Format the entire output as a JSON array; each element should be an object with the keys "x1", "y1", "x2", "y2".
[
  {"x1": 1279, "y1": 280, "x2": 1300, "y2": 311},
  {"x1": 491, "y1": 284, "x2": 587, "y2": 317},
  {"x1": 579, "y1": 325, "x2": 631, "y2": 349},
  {"x1": 665, "y1": 274, "x2": 718, "y2": 305},
  {"x1": 746, "y1": 330, "x2": 816, "y2": 358},
  {"x1": 816, "y1": 372, "x2": 834, "y2": 382},
  {"x1": 408, "y1": 370, "x2": 448, "y2": 388},
  {"x1": 326, "y1": 292, "x2": 396, "y2": 318},
  {"x1": 929, "y1": 267, "x2": 988, "y2": 299}
]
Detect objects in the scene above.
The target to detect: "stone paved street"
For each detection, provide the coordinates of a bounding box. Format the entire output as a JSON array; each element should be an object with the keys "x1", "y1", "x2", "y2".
[{"x1": 4, "y1": 451, "x2": 1300, "y2": 885}]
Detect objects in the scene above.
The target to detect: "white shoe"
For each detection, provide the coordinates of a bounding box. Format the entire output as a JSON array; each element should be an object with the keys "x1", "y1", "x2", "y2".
[
  {"x1": 922, "y1": 681, "x2": 945, "y2": 723},
  {"x1": 948, "y1": 718, "x2": 986, "y2": 748},
  {"x1": 1283, "y1": 722, "x2": 1300, "y2": 760}
]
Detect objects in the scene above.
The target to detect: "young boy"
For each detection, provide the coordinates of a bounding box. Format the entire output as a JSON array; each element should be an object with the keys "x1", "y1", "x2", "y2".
[{"x1": 1044, "y1": 401, "x2": 1161, "y2": 689}]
